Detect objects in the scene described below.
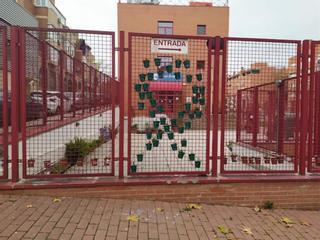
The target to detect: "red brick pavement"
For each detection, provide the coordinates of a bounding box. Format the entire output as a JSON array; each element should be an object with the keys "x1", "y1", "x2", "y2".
[{"x1": 0, "y1": 195, "x2": 318, "y2": 239}]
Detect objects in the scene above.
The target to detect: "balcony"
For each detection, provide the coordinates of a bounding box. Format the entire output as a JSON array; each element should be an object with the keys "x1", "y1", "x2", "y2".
[
  {"x1": 33, "y1": 0, "x2": 67, "y2": 25},
  {"x1": 119, "y1": 0, "x2": 228, "y2": 6}
]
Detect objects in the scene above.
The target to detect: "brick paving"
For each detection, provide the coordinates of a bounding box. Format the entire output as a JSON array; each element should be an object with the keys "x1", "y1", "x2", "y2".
[{"x1": 0, "y1": 195, "x2": 318, "y2": 239}]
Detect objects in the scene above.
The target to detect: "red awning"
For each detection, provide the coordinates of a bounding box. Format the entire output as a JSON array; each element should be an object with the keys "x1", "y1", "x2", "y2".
[{"x1": 149, "y1": 82, "x2": 182, "y2": 92}]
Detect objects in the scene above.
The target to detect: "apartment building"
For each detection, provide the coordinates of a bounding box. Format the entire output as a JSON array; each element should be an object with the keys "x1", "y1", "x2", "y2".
[{"x1": 118, "y1": 0, "x2": 229, "y2": 115}]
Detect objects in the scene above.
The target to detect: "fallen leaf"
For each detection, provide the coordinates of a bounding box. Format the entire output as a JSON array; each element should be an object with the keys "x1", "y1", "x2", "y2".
[
  {"x1": 127, "y1": 214, "x2": 139, "y2": 222},
  {"x1": 26, "y1": 204, "x2": 32, "y2": 208},
  {"x1": 280, "y1": 216, "x2": 294, "y2": 227},
  {"x1": 253, "y1": 206, "x2": 261, "y2": 213},
  {"x1": 186, "y1": 203, "x2": 202, "y2": 210},
  {"x1": 218, "y1": 225, "x2": 231, "y2": 235},
  {"x1": 300, "y1": 220, "x2": 311, "y2": 226},
  {"x1": 156, "y1": 208, "x2": 164, "y2": 213},
  {"x1": 52, "y1": 198, "x2": 61, "y2": 203},
  {"x1": 241, "y1": 226, "x2": 253, "y2": 236}
]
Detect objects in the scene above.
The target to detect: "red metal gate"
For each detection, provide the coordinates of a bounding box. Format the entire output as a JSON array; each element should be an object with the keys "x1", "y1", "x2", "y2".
[
  {"x1": 0, "y1": 26, "x2": 8, "y2": 179},
  {"x1": 12, "y1": 27, "x2": 117, "y2": 179},
  {"x1": 308, "y1": 41, "x2": 320, "y2": 173},
  {"x1": 126, "y1": 33, "x2": 212, "y2": 176},
  {"x1": 220, "y1": 37, "x2": 301, "y2": 174}
]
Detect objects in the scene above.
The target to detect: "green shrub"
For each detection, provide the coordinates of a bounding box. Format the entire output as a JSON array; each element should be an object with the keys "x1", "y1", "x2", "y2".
[{"x1": 65, "y1": 137, "x2": 103, "y2": 166}]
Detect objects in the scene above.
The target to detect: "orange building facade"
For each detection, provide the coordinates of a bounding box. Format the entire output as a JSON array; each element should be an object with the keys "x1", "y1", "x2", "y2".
[{"x1": 118, "y1": 1, "x2": 229, "y2": 115}]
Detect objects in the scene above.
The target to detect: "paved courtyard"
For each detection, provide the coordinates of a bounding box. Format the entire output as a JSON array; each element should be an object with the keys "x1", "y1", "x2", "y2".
[{"x1": 0, "y1": 195, "x2": 318, "y2": 240}]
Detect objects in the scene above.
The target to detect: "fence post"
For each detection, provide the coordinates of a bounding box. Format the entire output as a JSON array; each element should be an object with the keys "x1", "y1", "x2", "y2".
[
  {"x1": 81, "y1": 63, "x2": 85, "y2": 114},
  {"x1": 277, "y1": 82, "x2": 285, "y2": 154},
  {"x1": 111, "y1": 32, "x2": 116, "y2": 177},
  {"x1": 252, "y1": 87, "x2": 259, "y2": 147},
  {"x1": 72, "y1": 58, "x2": 76, "y2": 117},
  {"x1": 299, "y1": 40, "x2": 310, "y2": 175},
  {"x1": 2, "y1": 26, "x2": 8, "y2": 179},
  {"x1": 10, "y1": 26, "x2": 20, "y2": 182},
  {"x1": 236, "y1": 90, "x2": 242, "y2": 142},
  {"x1": 212, "y1": 36, "x2": 221, "y2": 176},
  {"x1": 19, "y1": 28, "x2": 27, "y2": 180},
  {"x1": 59, "y1": 51, "x2": 65, "y2": 120},
  {"x1": 41, "y1": 41, "x2": 48, "y2": 125},
  {"x1": 118, "y1": 31, "x2": 125, "y2": 178},
  {"x1": 206, "y1": 37, "x2": 213, "y2": 175}
]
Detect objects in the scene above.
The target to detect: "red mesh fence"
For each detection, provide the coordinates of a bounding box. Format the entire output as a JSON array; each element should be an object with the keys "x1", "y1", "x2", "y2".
[
  {"x1": 0, "y1": 26, "x2": 8, "y2": 179},
  {"x1": 127, "y1": 33, "x2": 212, "y2": 176},
  {"x1": 21, "y1": 28, "x2": 116, "y2": 178},
  {"x1": 221, "y1": 38, "x2": 300, "y2": 174},
  {"x1": 308, "y1": 41, "x2": 320, "y2": 173}
]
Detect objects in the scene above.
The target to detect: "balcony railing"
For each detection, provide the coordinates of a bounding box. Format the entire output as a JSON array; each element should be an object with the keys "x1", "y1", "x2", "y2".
[
  {"x1": 118, "y1": 0, "x2": 228, "y2": 6},
  {"x1": 33, "y1": 0, "x2": 67, "y2": 25}
]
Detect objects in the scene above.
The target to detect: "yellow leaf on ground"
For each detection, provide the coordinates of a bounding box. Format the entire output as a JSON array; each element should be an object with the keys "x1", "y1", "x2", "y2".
[
  {"x1": 186, "y1": 203, "x2": 202, "y2": 210},
  {"x1": 127, "y1": 214, "x2": 139, "y2": 222},
  {"x1": 241, "y1": 226, "x2": 253, "y2": 236},
  {"x1": 52, "y1": 198, "x2": 62, "y2": 203},
  {"x1": 253, "y1": 206, "x2": 261, "y2": 212},
  {"x1": 300, "y1": 220, "x2": 311, "y2": 226},
  {"x1": 218, "y1": 225, "x2": 230, "y2": 235},
  {"x1": 26, "y1": 204, "x2": 33, "y2": 208},
  {"x1": 156, "y1": 208, "x2": 164, "y2": 213},
  {"x1": 280, "y1": 216, "x2": 294, "y2": 225}
]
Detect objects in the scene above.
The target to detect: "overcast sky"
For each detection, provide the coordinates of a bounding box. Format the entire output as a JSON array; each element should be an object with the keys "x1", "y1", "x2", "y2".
[{"x1": 56, "y1": 0, "x2": 320, "y2": 40}]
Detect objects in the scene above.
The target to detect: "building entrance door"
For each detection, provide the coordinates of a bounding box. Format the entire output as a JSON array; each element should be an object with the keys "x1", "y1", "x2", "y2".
[{"x1": 154, "y1": 91, "x2": 181, "y2": 114}]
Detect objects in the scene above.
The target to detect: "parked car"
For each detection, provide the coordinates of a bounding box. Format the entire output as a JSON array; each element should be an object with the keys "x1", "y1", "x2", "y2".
[
  {"x1": 0, "y1": 93, "x2": 44, "y2": 127},
  {"x1": 30, "y1": 91, "x2": 72, "y2": 115}
]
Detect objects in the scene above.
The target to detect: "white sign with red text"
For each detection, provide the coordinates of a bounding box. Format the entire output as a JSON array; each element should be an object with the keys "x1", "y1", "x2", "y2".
[{"x1": 151, "y1": 38, "x2": 188, "y2": 54}]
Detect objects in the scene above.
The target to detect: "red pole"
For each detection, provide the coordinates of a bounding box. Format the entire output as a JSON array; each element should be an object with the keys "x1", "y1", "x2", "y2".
[
  {"x1": 118, "y1": 31, "x2": 125, "y2": 178},
  {"x1": 99, "y1": 72, "x2": 102, "y2": 110},
  {"x1": 89, "y1": 67, "x2": 92, "y2": 113},
  {"x1": 111, "y1": 32, "x2": 116, "y2": 176},
  {"x1": 59, "y1": 51, "x2": 64, "y2": 120},
  {"x1": 19, "y1": 28, "x2": 27, "y2": 180},
  {"x1": 294, "y1": 43, "x2": 302, "y2": 173},
  {"x1": 219, "y1": 37, "x2": 226, "y2": 175},
  {"x1": 307, "y1": 43, "x2": 315, "y2": 171},
  {"x1": 299, "y1": 40, "x2": 310, "y2": 175},
  {"x1": 206, "y1": 37, "x2": 213, "y2": 175},
  {"x1": 41, "y1": 41, "x2": 48, "y2": 125},
  {"x1": 236, "y1": 90, "x2": 242, "y2": 142},
  {"x1": 212, "y1": 36, "x2": 220, "y2": 176},
  {"x1": 94, "y1": 70, "x2": 97, "y2": 111},
  {"x1": 81, "y1": 63, "x2": 85, "y2": 115},
  {"x1": 72, "y1": 58, "x2": 76, "y2": 117},
  {"x1": 2, "y1": 27, "x2": 8, "y2": 179},
  {"x1": 127, "y1": 32, "x2": 133, "y2": 175},
  {"x1": 267, "y1": 90, "x2": 273, "y2": 143},
  {"x1": 252, "y1": 87, "x2": 259, "y2": 147},
  {"x1": 10, "y1": 26, "x2": 19, "y2": 182},
  {"x1": 277, "y1": 83, "x2": 285, "y2": 154}
]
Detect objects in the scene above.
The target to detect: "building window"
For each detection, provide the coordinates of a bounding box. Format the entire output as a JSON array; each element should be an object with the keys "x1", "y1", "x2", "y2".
[
  {"x1": 197, "y1": 25, "x2": 206, "y2": 35},
  {"x1": 197, "y1": 60, "x2": 205, "y2": 70},
  {"x1": 158, "y1": 21, "x2": 173, "y2": 35}
]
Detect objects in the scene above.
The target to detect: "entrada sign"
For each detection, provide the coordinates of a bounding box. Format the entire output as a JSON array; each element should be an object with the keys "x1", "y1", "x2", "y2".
[{"x1": 151, "y1": 38, "x2": 188, "y2": 54}]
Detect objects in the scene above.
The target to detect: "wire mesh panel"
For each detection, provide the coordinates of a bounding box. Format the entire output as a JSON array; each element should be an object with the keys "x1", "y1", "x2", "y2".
[
  {"x1": 308, "y1": 41, "x2": 320, "y2": 173},
  {"x1": 21, "y1": 28, "x2": 116, "y2": 178},
  {"x1": 128, "y1": 33, "x2": 211, "y2": 176},
  {"x1": 0, "y1": 26, "x2": 8, "y2": 179},
  {"x1": 221, "y1": 38, "x2": 300, "y2": 174}
]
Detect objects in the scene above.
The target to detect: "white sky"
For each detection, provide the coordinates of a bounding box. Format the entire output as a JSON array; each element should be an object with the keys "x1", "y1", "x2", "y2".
[{"x1": 56, "y1": 0, "x2": 320, "y2": 40}]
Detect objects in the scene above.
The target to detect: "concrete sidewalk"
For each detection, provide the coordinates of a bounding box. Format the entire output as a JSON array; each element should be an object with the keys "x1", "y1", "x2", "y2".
[{"x1": 0, "y1": 195, "x2": 318, "y2": 240}]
